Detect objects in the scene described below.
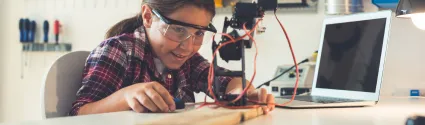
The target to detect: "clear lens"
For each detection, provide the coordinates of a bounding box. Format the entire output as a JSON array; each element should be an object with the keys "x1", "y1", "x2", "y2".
[
  {"x1": 166, "y1": 24, "x2": 190, "y2": 41},
  {"x1": 158, "y1": 23, "x2": 214, "y2": 46}
]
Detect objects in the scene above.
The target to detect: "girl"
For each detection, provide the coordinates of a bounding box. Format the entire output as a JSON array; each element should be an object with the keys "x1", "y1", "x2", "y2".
[{"x1": 70, "y1": 0, "x2": 275, "y2": 115}]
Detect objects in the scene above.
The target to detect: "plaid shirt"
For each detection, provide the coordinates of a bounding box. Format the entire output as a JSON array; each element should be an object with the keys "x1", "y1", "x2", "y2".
[{"x1": 69, "y1": 26, "x2": 232, "y2": 116}]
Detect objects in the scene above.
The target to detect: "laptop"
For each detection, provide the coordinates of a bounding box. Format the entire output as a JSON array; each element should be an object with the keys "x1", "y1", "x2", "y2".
[{"x1": 276, "y1": 10, "x2": 392, "y2": 108}]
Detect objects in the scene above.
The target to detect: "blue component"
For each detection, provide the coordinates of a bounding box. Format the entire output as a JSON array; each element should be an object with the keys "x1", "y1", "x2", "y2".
[
  {"x1": 372, "y1": 0, "x2": 399, "y2": 9},
  {"x1": 174, "y1": 98, "x2": 185, "y2": 109},
  {"x1": 410, "y1": 90, "x2": 420, "y2": 96}
]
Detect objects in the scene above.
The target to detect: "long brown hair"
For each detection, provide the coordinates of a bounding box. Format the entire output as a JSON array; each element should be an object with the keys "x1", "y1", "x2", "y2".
[{"x1": 105, "y1": 0, "x2": 216, "y2": 38}]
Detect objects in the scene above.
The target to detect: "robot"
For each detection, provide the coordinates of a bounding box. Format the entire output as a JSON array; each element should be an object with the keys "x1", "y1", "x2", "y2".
[{"x1": 211, "y1": 0, "x2": 278, "y2": 106}]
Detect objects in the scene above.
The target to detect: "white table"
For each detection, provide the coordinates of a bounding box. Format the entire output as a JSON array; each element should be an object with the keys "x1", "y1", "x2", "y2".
[
  {"x1": 243, "y1": 96, "x2": 425, "y2": 125},
  {"x1": 1, "y1": 96, "x2": 424, "y2": 125}
]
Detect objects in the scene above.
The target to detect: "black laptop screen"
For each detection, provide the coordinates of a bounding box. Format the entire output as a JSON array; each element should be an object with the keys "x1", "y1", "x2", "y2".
[{"x1": 315, "y1": 18, "x2": 387, "y2": 93}]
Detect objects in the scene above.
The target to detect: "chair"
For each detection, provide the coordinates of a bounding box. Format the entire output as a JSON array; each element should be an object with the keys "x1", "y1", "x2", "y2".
[{"x1": 40, "y1": 51, "x2": 90, "y2": 119}]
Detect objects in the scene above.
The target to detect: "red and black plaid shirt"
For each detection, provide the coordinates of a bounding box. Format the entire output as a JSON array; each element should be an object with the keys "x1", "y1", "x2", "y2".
[{"x1": 69, "y1": 26, "x2": 232, "y2": 116}]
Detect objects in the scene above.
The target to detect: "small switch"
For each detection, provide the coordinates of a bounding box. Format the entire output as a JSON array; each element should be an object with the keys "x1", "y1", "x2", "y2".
[
  {"x1": 289, "y1": 72, "x2": 296, "y2": 78},
  {"x1": 272, "y1": 87, "x2": 279, "y2": 92}
]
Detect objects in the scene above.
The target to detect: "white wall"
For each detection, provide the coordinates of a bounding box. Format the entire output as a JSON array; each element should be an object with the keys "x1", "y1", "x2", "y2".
[
  {"x1": 0, "y1": 0, "x2": 5, "y2": 122},
  {"x1": 0, "y1": 0, "x2": 425, "y2": 123},
  {"x1": 0, "y1": 0, "x2": 26, "y2": 122},
  {"x1": 383, "y1": 16, "x2": 425, "y2": 96}
]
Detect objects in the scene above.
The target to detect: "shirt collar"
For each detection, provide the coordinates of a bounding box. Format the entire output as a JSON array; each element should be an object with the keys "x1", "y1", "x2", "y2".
[{"x1": 153, "y1": 57, "x2": 165, "y2": 75}]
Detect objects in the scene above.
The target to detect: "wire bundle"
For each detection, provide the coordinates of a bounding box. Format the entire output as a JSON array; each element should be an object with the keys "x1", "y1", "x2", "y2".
[{"x1": 199, "y1": 11, "x2": 300, "y2": 109}]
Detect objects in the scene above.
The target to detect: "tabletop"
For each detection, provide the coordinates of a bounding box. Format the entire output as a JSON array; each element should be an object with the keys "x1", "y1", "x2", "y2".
[{"x1": 1, "y1": 96, "x2": 424, "y2": 125}]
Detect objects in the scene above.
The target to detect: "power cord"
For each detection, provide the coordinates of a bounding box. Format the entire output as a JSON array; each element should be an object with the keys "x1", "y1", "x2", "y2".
[
  {"x1": 255, "y1": 58, "x2": 309, "y2": 89},
  {"x1": 256, "y1": 50, "x2": 317, "y2": 89}
]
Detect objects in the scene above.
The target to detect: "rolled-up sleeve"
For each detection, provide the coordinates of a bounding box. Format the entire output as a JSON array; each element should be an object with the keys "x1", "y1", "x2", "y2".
[
  {"x1": 189, "y1": 53, "x2": 233, "y2": 96},
  {"x1": 69, "y1": 39, "x2": 128, "y2": 116}
]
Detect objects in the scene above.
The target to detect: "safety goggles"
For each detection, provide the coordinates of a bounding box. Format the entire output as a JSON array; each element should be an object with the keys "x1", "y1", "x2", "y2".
[{"x1": 152, "y1": 9, "x2": 217, "y2": 46}]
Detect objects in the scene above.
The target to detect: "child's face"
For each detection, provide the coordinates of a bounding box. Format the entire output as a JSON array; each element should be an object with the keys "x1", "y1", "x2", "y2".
[{"x1": 147, "y1": 5, "x2": 213, "y2": 70}]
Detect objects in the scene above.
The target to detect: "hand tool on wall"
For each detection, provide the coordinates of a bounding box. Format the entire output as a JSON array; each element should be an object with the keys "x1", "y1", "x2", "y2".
[
  {"x1": 54, "y1": 20, "x2": 60, "y2": 44},
  {"x1": 43, "y1": 20, "x2": 49, "y2": 43},
  {"x1": 28, "y1": 20, "x2": 36, "y2": 42}
]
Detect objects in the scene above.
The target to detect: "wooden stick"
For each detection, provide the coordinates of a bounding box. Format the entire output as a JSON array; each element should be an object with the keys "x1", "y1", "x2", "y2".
[{"x1": 138, "y1": 107, "x2": 264, "y2": 125}]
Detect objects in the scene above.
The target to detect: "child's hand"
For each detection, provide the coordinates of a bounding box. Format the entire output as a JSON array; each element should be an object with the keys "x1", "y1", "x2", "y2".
[
  {"x1": 123, "y1": 82, "x2": 176, "y2": 113},
  {"x1": 247, "y1": 88, "x2": 275, "y2": 114}
]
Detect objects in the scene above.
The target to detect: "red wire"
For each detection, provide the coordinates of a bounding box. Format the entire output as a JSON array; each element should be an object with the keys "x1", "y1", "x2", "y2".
[
  {"x1": 206, "y1": 19, "x2": 263, "y2": 105},
  {"x1": 273, "y1": 11, "x2": 299, "y2": 106},
  {"x1": 198, "y1": 20, "x2": 262, "y2": 109},
  {"x1": 199, "y1": 12, "x2": 299, "y2": 109},
  {"x1": 210, "y1": 22, "x2": 260, "y2": 109}
]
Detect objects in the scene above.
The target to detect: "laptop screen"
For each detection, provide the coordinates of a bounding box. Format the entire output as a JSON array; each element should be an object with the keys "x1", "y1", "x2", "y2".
[{"x1": 315, "y1": 18, "x2": 387, "y2": 93}]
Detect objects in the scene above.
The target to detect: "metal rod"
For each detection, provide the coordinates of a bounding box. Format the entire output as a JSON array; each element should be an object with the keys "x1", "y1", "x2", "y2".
[
  {"x1": 213, "y1": 17, "x2": 231, "y2": 100},
  {"x1": 213, "y1": 42, "x2": 220, "y2": 99},
  {"x1": 214, "y1": 71, "x2": 243, "y2": 77},
  {"x1": 241, "y1": 40, "x2": 247, "y2": 106}
]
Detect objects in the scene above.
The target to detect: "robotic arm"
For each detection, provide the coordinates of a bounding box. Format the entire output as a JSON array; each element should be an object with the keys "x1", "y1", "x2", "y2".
[{"x1": 212, "y1": 0, "x2": 277, "y2": 106}]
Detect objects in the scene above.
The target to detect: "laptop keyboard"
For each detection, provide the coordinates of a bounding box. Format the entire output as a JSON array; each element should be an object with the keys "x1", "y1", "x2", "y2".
[{"x1": 278, "y1": 96, "x2": 363, "y2": 104}]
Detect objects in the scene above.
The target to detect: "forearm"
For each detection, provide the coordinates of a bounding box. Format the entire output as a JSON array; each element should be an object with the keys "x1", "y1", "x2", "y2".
[
  {"x1": 225, "y1": 77, "x2": 255, "y2": 94},
  {"x1": 77, "y1": 88, "x2": 129, "y2": 115}
]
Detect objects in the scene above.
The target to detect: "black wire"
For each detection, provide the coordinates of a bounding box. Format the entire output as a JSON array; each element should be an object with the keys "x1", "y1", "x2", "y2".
[{"x1": 256, "y1": 58, "x2": 310, "y2": 89}]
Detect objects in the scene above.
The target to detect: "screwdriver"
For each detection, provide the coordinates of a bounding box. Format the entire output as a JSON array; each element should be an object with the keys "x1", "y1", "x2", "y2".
[{"x1": 43, "y1": 20, "x2": 49, "y2": 43}]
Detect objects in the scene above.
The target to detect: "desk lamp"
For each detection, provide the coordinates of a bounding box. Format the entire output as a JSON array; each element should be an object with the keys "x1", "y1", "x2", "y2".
[
  {"x1": 396, "y1": 0, "x2": 424, "y2": 97},
  {"x1": 396, "y1": 0, "x2": 425, "y2": 30},
  {"x1": 396, "y1": 1, "x2": 425, "y2": 125}
]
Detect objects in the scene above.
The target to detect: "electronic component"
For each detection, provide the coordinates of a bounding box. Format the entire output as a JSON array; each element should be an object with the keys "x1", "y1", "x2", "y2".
[
  {"x1": 256, "y1": 50, "x2": 317, "y2": 89},
  {"x1": 269, "y1": 63, "x2": 316, "y2": 97},
  {"x1": 211, "y1": 0, "x2": 277, "y2": 106},
  {"x1": 174, "y1": 98, "x2": 185, "y2": 110}
]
